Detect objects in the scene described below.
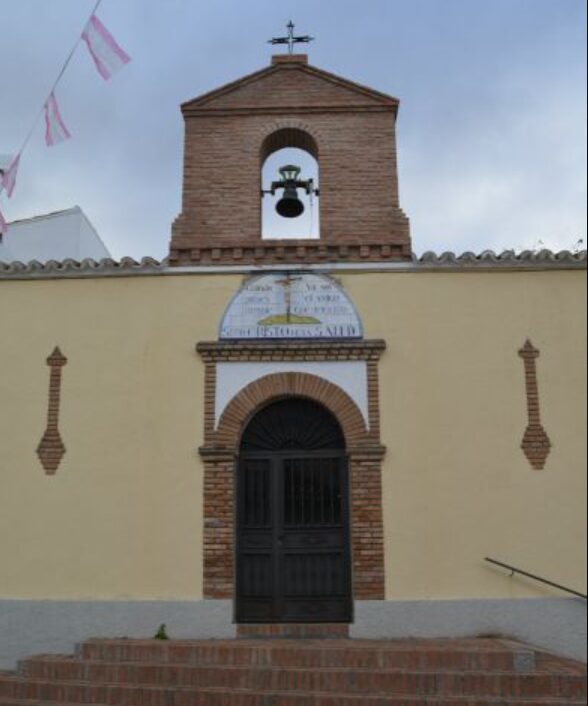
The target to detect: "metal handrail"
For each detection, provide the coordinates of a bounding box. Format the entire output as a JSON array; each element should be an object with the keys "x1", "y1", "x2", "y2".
[{"x1": 484, "y1": 557, "x2": 587, "y2": 600}]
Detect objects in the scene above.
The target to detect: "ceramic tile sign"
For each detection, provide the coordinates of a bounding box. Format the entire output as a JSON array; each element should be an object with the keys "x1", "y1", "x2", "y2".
[{"x1": 219, "y1": 273, "x2": 363, "y2": 339}]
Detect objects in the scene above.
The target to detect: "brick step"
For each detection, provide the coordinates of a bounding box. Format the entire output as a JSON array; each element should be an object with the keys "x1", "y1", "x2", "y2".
[
  {"x1": 0, "y1": 684, "x2": 585, "y2": 706},
  {"x1": 1, "y1": 673, "x2": 586, "y2": 705},
  {"x1": 0, "y1": 702, "x2": 95, "y2": 706},
  {"x1": 77, "y1": 638, "x2": 541, "y2": 671},
  {"x1": 16, "y1": 659, "x2": 588, "y2": 698},
  {"x1": 236, "y1": 622, "x2": 350, "y2": 638},
  {"x1": 537, "y1": 654, "x2": 588, "y2": 675}
]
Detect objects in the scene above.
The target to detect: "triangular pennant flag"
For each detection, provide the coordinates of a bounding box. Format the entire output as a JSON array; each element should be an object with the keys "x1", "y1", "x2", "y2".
[
  {"x1": 0, "y1": 206, "x2": 7, "y2": 235},
  {"x1": 44, "y1": 92, "x2": 71, "y2": 146},
  {"x1": 1, "y1": 154, "x2": 20, "y2": 198},
  {"x1": 82, "y1": 14, "x2": 130, "y2": 80}
]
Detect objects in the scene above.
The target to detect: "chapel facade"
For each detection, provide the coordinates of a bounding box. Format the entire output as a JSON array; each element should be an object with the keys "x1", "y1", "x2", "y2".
[
  {"x1": 178, "y1": 53, "x2": 410, "y2": 620},
  {"x1": 0, "y1": 53, "x2": 586, "y2": 666}
]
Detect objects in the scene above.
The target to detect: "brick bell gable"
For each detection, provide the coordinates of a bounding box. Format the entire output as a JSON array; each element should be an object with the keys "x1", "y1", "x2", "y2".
[
  {"x1": 180, "y1": 55, "x2": 400, "y2": 112},
  {"x1": 169, "y1": 54, "x2": 411, "y2": 266}
]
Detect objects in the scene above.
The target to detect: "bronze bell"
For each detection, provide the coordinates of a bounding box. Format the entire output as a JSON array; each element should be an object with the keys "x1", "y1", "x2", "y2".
[
  {"x1": 263, "y1": 164, "x2": 318, "y2": 219},
  {"x1": 274, "y1": 165, "x2": 305, "y2": 219},
  {"x1": 276, "y1": 185, "x2": 305, "y2": 218}
]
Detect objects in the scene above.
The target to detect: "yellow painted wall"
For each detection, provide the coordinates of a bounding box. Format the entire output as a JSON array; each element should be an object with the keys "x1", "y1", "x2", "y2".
[
  {"x1": 0, "y1": 274, "x2": 241, "y2": 599},
  {"x1": 0, "y1": 269, "x2": 585, "y2": 600},
  {"x1": 345, "y1": 271, "x2": 587, "y2": 600}
]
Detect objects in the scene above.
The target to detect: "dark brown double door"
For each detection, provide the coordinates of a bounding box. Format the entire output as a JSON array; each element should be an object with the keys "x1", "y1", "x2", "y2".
[{"x1": 235, "y1": 399, "x2": 352, "y2": 623}]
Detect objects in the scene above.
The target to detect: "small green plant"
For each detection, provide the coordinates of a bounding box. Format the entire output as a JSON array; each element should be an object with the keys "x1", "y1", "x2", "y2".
[{"x1": 153, "y1": 623, "x2": 169, "y2": 640}]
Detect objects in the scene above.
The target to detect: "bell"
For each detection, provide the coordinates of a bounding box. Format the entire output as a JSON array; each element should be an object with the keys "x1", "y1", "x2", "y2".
[
  {"x1": 266, "y1": 164, "x2": 313, "y2": 219},
  {"x1": 276, "y1": 186, "x2": 305, "y2": 218}
]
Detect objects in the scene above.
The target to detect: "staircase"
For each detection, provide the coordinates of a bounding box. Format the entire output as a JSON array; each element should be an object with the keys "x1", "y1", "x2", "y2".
[{"x1": 0, "y1": 637, "x2": 585, "y2": 705}]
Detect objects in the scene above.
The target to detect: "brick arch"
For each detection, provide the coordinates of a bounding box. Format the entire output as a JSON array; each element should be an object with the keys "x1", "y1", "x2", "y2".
[
  {"x1": 199, "y1": 353, "x2": 385, "y2": 603},
  {"x1": 254, "y1": 118, "x2": 327, "y2": 153},
  {"x1": 261, "y1": 127, "x2": 319, "y2": 162},
  {"x1": 214, "y1": 372, "x2": 368, "y2": 452}
]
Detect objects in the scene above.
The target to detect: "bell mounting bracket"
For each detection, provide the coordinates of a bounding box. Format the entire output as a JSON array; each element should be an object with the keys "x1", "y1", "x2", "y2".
[{"x1": 261, "y1": 164, "x2": 319, "y2": 198}]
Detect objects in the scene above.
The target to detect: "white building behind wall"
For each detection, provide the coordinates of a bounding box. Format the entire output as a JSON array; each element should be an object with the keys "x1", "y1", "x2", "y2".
[{"x1": 0, "y1": 206, "x2": 110, "y2": 264}]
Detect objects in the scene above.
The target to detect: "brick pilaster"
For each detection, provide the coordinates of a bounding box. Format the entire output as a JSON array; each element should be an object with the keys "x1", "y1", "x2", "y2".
[{"x1": 202, "y1": 454, "x2": 235, "y2": 598}]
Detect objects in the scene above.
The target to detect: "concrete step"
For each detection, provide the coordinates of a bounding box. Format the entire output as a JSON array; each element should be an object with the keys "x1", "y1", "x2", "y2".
[{"x1": 16, "y1": 658, "x2": 588, "y2": 699}]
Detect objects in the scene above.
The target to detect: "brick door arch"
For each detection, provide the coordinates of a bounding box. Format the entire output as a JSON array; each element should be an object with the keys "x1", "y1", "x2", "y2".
[
  {"x1": 199, "y1": 367, "x2": 385, "y2": 603},
  {"x1": 215, "y1": 372, "x2": 369, "y2": 451}
]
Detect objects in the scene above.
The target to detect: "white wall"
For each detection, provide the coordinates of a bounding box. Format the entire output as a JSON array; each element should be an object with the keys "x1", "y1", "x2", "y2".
[{"x1": 3, "y1": 206, "x2": 110, "y2": 263}]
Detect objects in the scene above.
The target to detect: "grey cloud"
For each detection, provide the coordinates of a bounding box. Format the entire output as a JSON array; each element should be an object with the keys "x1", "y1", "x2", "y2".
[{"x1": 1, "y1": 0, "x2": 585, "y2": 258}]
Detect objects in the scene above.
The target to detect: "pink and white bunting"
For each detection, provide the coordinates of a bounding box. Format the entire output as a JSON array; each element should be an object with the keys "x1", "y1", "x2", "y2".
[
  {"x1": 1, "y1": 154, "x2": 20, "y2": 198},
  {"x1": 44, "y1": 93, "x2": 71, "y2": 146},
  {"x1": 82, "y1": 14, "x2": 130, "y2": 80},
  {"x1": 3, "y1": 8, "x2": 130, "y2": 208}
]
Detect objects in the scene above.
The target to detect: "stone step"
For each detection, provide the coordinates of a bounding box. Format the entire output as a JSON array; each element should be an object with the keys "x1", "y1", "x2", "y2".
[
  {"x1": 76, "y1": 638, "x2": 540, "y2": 671},
  {"x1": 16, "y1": 658, "x2": 588, "y2": 699}
]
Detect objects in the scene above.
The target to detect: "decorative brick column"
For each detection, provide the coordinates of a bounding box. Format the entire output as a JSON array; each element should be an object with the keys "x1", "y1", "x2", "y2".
[
  {"x1": 197, "y1": 340, "x2": 386, "y2": 604},
  {"x1": 37, "y1": 346, "x2": 67, "y2": 474},
  {"x1": 518, "y1": 339, "x2": 551, "y2": 469}
]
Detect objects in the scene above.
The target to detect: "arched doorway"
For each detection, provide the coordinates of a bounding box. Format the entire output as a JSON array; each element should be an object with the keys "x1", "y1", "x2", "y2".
[{"x1": 235, "y1": 397, "x2": 352, "y2": 623}]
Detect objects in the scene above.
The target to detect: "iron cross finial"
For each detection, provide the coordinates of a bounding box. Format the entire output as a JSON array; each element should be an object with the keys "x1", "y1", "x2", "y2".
[{"x1": 268, "y1": 21, "x2": 314, "y2": 55}]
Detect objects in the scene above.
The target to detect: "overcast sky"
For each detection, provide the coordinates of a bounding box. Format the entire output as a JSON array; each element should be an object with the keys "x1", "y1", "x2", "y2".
[{"x1": 1, "y1": 0, "x2": 586, "y2": 259}]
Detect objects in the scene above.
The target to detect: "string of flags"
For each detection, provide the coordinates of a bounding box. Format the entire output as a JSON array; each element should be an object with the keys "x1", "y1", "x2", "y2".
[
  {"x1": 82, "y1": 14, "x2": 130, "y2": 81},
  {"x1": 0, "y1": 2, "x2": 130, "y2": 234},
  {"x1": 45, "y1": 93, "x2": 72, "y2": 147}
]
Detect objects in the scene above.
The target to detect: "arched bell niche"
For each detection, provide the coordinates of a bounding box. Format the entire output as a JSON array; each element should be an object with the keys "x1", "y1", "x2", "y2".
[{"x1": 261, "y1": 128, "x2": 320, "y2": 240}]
